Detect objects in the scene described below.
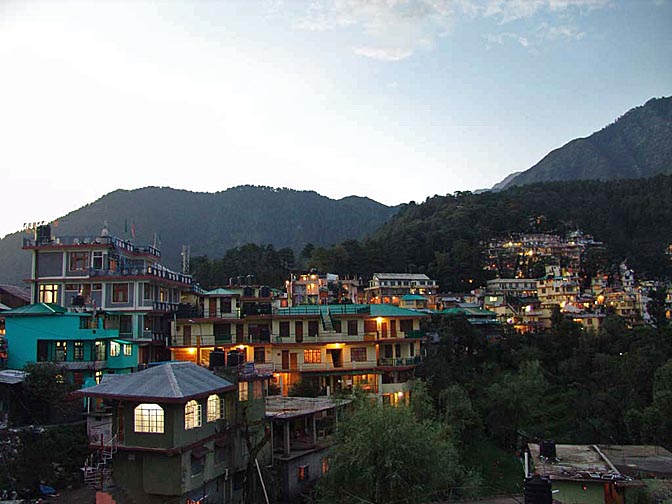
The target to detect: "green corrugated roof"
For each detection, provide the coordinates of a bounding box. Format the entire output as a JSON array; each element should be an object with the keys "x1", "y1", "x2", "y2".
[
  {"x1": 369, "y1": 304, "x2": 429, "y2": 318},
  {"x1": 401, "y1": 294, "x2": 427, "y2": 301},
  {"x1": 436, "y1": 307, "x2": 497, "y2": 317},
  {"x1": 2, "y1": 303, "x2": 67, "y2": 316}
]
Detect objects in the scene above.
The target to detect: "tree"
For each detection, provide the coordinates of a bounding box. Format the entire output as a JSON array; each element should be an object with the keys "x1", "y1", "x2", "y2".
[
  {"x1": 22, "y1": 362, "x2": 76, "y2": 424},
  {"x1": 317, "y1": 403, "x2": 462, "y2": 503}
]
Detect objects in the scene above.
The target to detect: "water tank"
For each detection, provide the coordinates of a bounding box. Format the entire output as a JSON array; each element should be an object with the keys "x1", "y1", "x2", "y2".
[
  {"x1": 524, "y1": 475, "x2": 552, "y2": 504},
  {"x1": 540, "y1": 440, "x2": 556, "y2": 459},
  {"x1": 227, "y1": 350, "x2": 244, "y2": 367},
  {"x1": 35, "y1": 225, "x2": 51, "y2": 244},
  {"x1": 209, "y1": 349, "x2": 226, "y2": 369}
]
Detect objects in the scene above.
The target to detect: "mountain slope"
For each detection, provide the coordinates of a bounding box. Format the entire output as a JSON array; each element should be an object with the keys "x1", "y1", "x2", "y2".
[
  {"x1": 500, "y1": 96, "x2": 672, "y2": 188},
  {"x1": 0, "y1": 186, "x2": 398, "y2": 285}
]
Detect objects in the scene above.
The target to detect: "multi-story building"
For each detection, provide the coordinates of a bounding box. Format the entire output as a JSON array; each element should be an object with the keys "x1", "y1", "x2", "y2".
[
  {"x1": 170, "y1": 300, "x2": 427, "y2": 405},
  {"x1": 3, "y1": 302, "x2": 138, "y2": 385},
  {"x1": 288, "y1": 272, "x2": 361, "y2": 306},
  {"x1": 486, "y1": 278, "x2": 538, "y2": 298},
  {"x1": 78, "y1": 362, "x2": 269, "y2": 504},
  {"x1": 365, "y1": 273, "x2": 437, "y2": 304},
  {"x1": 22, "y1": 225, "x2": 193, "y2": 362}
]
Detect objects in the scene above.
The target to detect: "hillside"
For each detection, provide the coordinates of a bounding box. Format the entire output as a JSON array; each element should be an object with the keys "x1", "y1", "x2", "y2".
[
  {"x1": 499, "y1": 96, "x2": 672, "y2": 188},
  {"x1": 305, "y1": 176, "x2": 672, "y2": 291},
  {"x1": 0, "y1": 186, "x2": 398, "y2": 285}
]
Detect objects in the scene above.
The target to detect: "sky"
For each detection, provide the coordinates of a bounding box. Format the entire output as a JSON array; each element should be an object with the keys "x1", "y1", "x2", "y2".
[{"x1": 0, "y1": 0, "x2": 670, "y2": 238}]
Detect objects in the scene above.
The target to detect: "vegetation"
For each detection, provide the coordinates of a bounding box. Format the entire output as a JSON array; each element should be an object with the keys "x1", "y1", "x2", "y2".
[
  {"x1": 316, "y1": 390, "x2": 476, "y2": 504},
  {"x1": 21, "y1": 362, "x2": 79, "y2": 425},
  {"x1": 302, "y1": 175, "x2": 672, "y2": 290}
]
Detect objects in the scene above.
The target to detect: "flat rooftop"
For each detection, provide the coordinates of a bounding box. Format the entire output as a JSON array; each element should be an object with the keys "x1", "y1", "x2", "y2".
[
  {"x1": 529, "y1": 444, "x2": 619, "y2": 482},
  {"x1": 265, "y1": 396, "x2": 350, "y2": 420},
  {"x1": 600, "y1": 445, "x2": 672, "y2": 478}
]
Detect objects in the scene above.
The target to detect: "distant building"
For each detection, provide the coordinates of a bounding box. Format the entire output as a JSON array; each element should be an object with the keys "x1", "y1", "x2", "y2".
[{"x1": 365, "y1": 273, "x2": 437, "y2": 305}]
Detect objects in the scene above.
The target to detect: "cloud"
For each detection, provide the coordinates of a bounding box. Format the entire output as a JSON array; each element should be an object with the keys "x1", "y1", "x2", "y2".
[
  {"x1": 354, "y1": 46, "x2": 413, "y2": 61},
  {"x1": 282, "y1": 0, "x2": 613, "y2": 59},
  {"x1": 484, "y1": 32, "x2": 529, "y2": 47}
]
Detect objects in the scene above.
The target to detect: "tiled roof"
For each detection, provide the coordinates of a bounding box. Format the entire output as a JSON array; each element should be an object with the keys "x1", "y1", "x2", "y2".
[
  {"x1": 2, "y1": 303, "x2": 67, "y2": 316},
  {"x1": 368, "y1": 304, "x2": 429, "y2": 317},
  {"x1": 77, "y1": 362, "x2": 235, "y2": 403}
]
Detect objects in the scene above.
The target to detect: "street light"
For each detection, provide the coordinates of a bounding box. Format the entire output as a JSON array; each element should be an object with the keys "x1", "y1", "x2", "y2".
[{"x1": 188, "y1": 319, "x2": 202, "y2": 366}]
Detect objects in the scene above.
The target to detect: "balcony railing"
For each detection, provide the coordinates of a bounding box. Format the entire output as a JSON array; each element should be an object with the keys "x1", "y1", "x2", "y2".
[
  {"x1": 403, "y1": 330, "x2": 426, "y2": 339},
  {"x1": 378, "y1": 356, "x2": 422, "y2": 367},
  {"x1": 152, "y1": 301, "x2": 180, "y2": 312},
  {"x1": 23, "y1": 235, "x2": 162, "y2": 258}
]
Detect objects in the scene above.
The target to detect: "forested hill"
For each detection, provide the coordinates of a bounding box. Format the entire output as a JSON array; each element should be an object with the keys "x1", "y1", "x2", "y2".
[
  {"x1": 0, "y1": 186, "x2": 398, "y2": 285},
  {"x1": 305, "y1": 176, "x2": 672, "y2": 291},
  {"x1": 500, "y1": 96, "x2": 672, "y2": 188}
]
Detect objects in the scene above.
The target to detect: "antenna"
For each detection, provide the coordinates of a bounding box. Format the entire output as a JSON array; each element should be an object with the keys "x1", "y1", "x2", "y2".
[{"x1": 181, "y1": 245, "x2": 190, "y2": 274}]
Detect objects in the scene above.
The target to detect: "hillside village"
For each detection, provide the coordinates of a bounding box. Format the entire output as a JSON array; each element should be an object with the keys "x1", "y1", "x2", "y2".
[{"x1": 0, "y1": 223, "x2": 670, "y2": 503}]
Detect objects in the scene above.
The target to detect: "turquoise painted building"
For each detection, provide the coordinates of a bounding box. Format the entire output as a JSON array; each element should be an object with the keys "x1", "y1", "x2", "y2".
[{"x1": 3, "y1": 303, "x2": 138, "y2": 385}]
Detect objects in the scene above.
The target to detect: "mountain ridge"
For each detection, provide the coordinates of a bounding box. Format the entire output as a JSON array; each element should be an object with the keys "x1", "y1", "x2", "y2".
[
  {"x1": 495, "y1": 96, "x2": 672, "y2": 189},
  {"x1": 0, "y1": 185, "x2": 398, "y2": 285}
]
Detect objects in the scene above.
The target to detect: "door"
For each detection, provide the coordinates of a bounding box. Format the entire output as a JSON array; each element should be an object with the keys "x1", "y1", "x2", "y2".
[
  {"x1": 290, "y1": 353, "x2": 298, "y2": 370},
  {"x1": 295, "y1": 322, "x2": 304, "y2": 343},
  {"x1": 282, "y1": 350, "x2": 289, "y2": 370},
  {"x1": 381, "y1": 322, "x2": 388, "y2": 339},
  {"x1": 209, "y1": 298, "x2": 217, "y2": 317}
]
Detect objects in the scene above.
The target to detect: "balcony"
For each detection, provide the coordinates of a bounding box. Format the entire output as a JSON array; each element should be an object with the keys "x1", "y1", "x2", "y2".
[
  {"x1": 23, "y1": 235, "x2": 162, "y2": 258},
  {"x1": 279, "y1": 360, "x2": 377, "y2": 372},
  {"x1": 152, "y1": 300, "x2": 180, "y2": 312},
  {"x1": 377, "y1": 356, "x2": 422, "y2": 367}
]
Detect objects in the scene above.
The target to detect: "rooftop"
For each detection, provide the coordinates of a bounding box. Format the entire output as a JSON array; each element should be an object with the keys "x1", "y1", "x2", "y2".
[
  {"x1": 0, "y1": 284, "x2": 31, "y2": 303},
  {"x1": 2, "y1": 303, "x2": 67, "y2": 316},
  {"x1": 76, "y1": 362, "x2": 235, "y2": 403},
  {"x1": 600, "y1": 445, "x2": 672, "y2": 478},
  {"x1": 265, "y1": 396, "x2": 349, "y2": 420},
  {"x1": 372, "y1": 273, "x2": 433, "y2": 281}
]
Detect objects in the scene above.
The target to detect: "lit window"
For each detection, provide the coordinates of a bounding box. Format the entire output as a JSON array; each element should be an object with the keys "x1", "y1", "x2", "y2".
[
  {"x1": 112, "y1": 284, "x2": 129, "y2": 303},
  {"x1": 297, "y1": 465, "x2": 309, "y2": 482},
  {"x1": 239, "y1": 382, "x2": 249, "y2": 401},
  {"x1": 134, "y1": 403, "x2": 164, "y2": 433},
  {"x1": 110, "y1": 341, "x2": 120, "y2": 357},
  {"x1": 95, "y1": 370, "x2": 103, "y2": 384},
  {"x1": 93, "y1": 341, "x2": 106, "y2": 361},
  {"x1": 207, "y1": 394, "x2": 222, "y2": 422},
  {"x1": 303, "y1": 349, "x2": 321, "y2": 364},
  {"x1": 38, "y1": 284, "x2": 59, "y2": 304},
  {"x1": 54, "y1": 341, "x2": 67, "y2": 362},
  {"x1": 73, "y1": 341, "x2": 84, "y2": 361},
  {"x1": 184, "y1": 400, "x2": 202, "y2": 430},
  {"x1": 123, "y1": 344, "x2": 132, "y2": 356}
]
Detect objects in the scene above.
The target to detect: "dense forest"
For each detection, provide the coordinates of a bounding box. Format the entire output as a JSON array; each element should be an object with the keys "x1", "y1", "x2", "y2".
[
  {"x1": 192, "y1": 175, "x2": 672, "y2": 291},
  {"x1": 503, "y1": 96, "x2": 672, "y2": 188}
]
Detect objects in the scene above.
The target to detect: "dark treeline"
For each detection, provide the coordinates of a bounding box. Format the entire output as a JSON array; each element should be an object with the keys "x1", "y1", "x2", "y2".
[
  {"x1": 303, "y1": 175, "x2": 672, "y2": 291},
  {"x1": 191, "y1": 244, "x2": 296, "y2": 289},
  {"x1": 418, "y1": 313, "x2": 672, "y2": 450}
]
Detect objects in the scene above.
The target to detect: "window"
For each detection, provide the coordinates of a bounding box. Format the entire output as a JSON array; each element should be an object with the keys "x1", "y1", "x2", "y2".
[
  {"x1": 304, "y1": 349, "x2": 321, "y2": 364},
  {"x1": 347, "y1": 320, "x2": 358, "y2": 336},
  {"x1": 68, "y1": 252, "x2": 89, "y2": 271},
  {"x1": 38, "y1": 284, "x2": 59, "y2": 304},
  {"x1": 254, "y1": 347, "x2": 265, "y2": 364},
  {"x1": 134, "y1": 403, "x2": 164, "y2": 433},
  {"x1": 112, "y1": 284, "x2": 129, "y2": 303},
  {"x1": 297, "y1": 465, "x2": 309, "y2": 482},
  {"x1": 123, "y1": 344, "x2": 133, "y2": 356},
  {"x1": 384, "y1": 345, "x2": 393, "y2": 359},
  {"x1": 94, "y1": 340, "x2": 106, "y2": 361},
  {"x1": 400, "y1": 319, "x2": 413, "y2": 333},
  {"x1": 183, "y1": 325, "x2": 192, "y2": 346},
  {"x1": 54, "y1": 341, "x2": 67, "y2": 361},
  {"x1": 364, "y1": 320, "x2": 377, "y2": 333},
  {"x1": 333, "y1": 320, "x2": 342, "y2": 333},
  {"x1": 207, "y1": 394, "x2": 222, "y2": 422},
  {"x1": 119, "y1": 315, "x2": 132, "y2": 335},
  {"x1": 92, "y1": 251, "x2": 104, "y2": 270},
  {"x1": 295, "y1": 321, "x2": 303, "y2": 343},
  {"x1": 92, "y1": 283, "x2": 102, "y2": 291},
  {"x1": 143, "y1": 283, "x2": 152, "y2": 301},
  {"x1": 221, "y1": 298, "x2": 232, "y2": 314},
  {"x1": 351, "y1": 347, "x2": 367, "y2": 362},
  {"x1": 409, "y1": 343, "x2": 415, "y2": 357},
  {"x1": 94, "y1": 370, "x2": 102, "y2": 384},
  {"x1": 65, "y1": 284, "x2": 79, "y2": 291},
  {"x1": 73, "y1": 341, "x2": 84, "y2": 361},
  {"x1": 308, "y1": 320, "x2": 319, "y2": 337},
  {"x1": 79, "y1": 317, "x2": 90, "y2": 329},
  {"x1": 110, "y1": 341, "x2": 120, "y2": 357},
  {"x1": 239, "y1": 382, "x2": 249, "y2": 401},
  {"x1": 191, "y1": 453, "x2": 205, "y2": 476},
  {"x1": 184, "y1": 400, "x2": 202, "y2": 430},
  {"x1": 279, "y1": 321, "x2": 290, "y2": 338}
]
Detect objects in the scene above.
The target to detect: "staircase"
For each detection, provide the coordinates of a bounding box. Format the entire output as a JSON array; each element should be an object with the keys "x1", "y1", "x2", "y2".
[
  {"x1": 81, "y1": 435, "x2": 118, "y2": 490},
  {"x1": 320, "y1": 308, "x2": 335, "y2": 332}
]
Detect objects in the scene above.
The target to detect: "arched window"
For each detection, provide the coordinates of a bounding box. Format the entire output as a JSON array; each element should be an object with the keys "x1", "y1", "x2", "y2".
[
  {"x1": 207, "y1": 394, "x2": 222, "y2": 422},
  {"x1": 185, "y1": 400, "x2": 202, "y2": 430},
  {"x1": 134, "y1": 403, "x2": 164, "y2": 433}
]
